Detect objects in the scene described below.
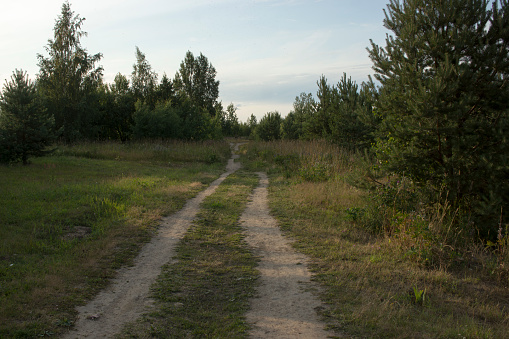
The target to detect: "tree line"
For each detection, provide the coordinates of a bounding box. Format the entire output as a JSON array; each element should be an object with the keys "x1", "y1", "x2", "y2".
[
  {"x1": 0, "y1": 1, "x2": 248, "y2": 164},
  {"x1": 1, "y1": 0, "x2": 508, "y2": 239}
]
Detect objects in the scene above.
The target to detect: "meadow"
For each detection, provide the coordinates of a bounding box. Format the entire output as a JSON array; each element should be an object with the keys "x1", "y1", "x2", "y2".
[
  {"x1": 241, "y1": 140, "x2": 509, "y2": 338},
  {"x1": 1, "y1": 139, "x2": 508, "y2": 338},
  {"x1": 0, "y1": 140, "x2": 230, "y2": 337}
]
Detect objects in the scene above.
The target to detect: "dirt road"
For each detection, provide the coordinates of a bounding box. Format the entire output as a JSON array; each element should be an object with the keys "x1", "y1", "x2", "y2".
[{"x1": 64, "y1": 144, "x2": 330, "y2": 338}]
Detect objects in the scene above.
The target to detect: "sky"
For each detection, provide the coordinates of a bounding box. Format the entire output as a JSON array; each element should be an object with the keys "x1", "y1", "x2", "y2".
[{"x1": 0, "y1": 0, "x2": 390, "y2": 121}]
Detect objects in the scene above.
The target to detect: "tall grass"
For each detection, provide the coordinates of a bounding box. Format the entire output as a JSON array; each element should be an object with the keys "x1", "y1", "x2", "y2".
[
  {"x1": 244, "y1": 139, "x2": 360, "y2": 180},
  {"x1": 56, "y1": 139, "x2": 231, "y2": 164},
  {"x1": 241, "y1": 140, "x2": 509, "y2": 338}
]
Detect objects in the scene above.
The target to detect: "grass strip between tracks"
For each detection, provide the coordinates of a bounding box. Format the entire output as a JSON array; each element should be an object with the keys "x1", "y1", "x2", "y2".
[{"x1": 121, "y1": 171, "x2": 260, "y2": 338}]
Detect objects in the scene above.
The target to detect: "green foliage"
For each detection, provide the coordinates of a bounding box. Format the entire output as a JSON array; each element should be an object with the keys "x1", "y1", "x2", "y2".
[
  {"x1": 131, "y1": 46, "x2": 158, "y2": 106},
  {"x1": 256, "y1": 111, "x2": 282, "y2": 141},
  {"x1": 174, "y1": 51, "x2": 220, "y2": 117},
  {"x1": 156, "y1": 73, "x2": 175, "y2": 103},
  {"x1": 288, "y1": 77, "x2": 377, "y2": 150},
  {"x1": 412, "y1": 286, "x2": 426, "y2": 306},
  {"x1": 369, "y1": 0, "x2": 509, "y2": 238},
  {"x1": 281, "y1": 111, "x2": 300, "y2": 140},
  {"x1": 329, "y1": 75, "x2": 378, "y2": 150},
  {"x1": 132, "y1": 101, "x2": 182, "y2": 139},
  {"x1": 310, "y1": 74, "x2": 377, "y2": 149},
  {"x1": 100, "y1": 73, "x2": 136, "y2": 141},
  {"x1": 178, "y1": 100, "x2": 222, "y2": 140},
  {"x1": 0, "y1": 70, "x2": 55, "y2": 164},
  {"x1": 281, "y1": 92, "x2": 314, "y2": 140},
  {"x1": 37, "y1": 1, "x2": 103, "y2": 142},
  {"x1": 299, "y1": 161, "x2": 331, "y2": 182},
  {"x1": 218, "y1": 103, "x2": 240, "y2": 137},
  {"x1": 274, "y1": 154, "x2": 301, "y2": 178}
]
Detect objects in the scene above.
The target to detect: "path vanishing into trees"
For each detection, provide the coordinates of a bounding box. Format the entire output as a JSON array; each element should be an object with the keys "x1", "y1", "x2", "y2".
[{"x1": 63, "y1": 143, "x2": 330, "y2": 338}]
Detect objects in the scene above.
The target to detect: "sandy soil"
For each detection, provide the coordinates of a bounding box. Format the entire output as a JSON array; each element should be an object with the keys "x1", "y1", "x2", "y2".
[
  {"x1": 240, "y1": 172, "x2": 332, "y2": 339},
  {"x1": 63, "y1": 146, "x2": 242, "y2": 338},
  {"x1": 63, "y1": 144, "x2": 331, "y2": 338}
]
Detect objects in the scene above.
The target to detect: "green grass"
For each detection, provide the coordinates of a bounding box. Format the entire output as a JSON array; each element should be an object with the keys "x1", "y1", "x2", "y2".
[
  {"x1": 121, "y1": 171, "x2": 260, "y2": 338},
  {"x1": 241, "y1": 140, "x2": 509, "y2": 338},
  {"x1": 0, "y1": 140, "x2": 230, "y2": 338}
]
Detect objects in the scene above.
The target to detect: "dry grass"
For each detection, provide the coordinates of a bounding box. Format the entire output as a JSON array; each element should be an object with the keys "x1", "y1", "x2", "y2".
[{"x1": 241, "y1": 140, "x2": 509, "y2": 338}]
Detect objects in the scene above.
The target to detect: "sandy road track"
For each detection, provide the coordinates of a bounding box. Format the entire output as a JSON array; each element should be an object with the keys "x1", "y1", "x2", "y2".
[{"x1": 240, "y1": 172, "x2": 332, "y2": 339}]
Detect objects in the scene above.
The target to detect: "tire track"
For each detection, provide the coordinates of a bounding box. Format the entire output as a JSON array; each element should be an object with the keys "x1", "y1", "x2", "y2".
[{"x1": 240, "y1": 172, "x2": 331, "y2": 339}]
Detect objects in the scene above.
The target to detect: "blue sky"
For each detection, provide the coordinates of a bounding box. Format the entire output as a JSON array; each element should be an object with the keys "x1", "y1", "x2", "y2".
[{"x1": 0, "y1": 0, "x2": 390, "y2": 121}]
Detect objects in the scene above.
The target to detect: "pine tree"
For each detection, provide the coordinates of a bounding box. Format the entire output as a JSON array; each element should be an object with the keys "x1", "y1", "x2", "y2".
[
  {"x1": 293, "y1": 92, "x2": 315, "y2": 140},
  {"x1": 102, "y1": 73, "x2": 135, "y2": 141},
  {"x1": 368, "y1": 0, "x2": 509, "y2": 234},
  {"x1": 256, "y1": 111, "x2": 282, "y2": 141},
  {"x1": 0, "y1": 70, "x2": 55, "y2": 165}
]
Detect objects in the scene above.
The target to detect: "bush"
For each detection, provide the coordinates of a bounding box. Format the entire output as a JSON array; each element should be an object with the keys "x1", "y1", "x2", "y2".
[
  {"x1": 256, "y1": 111, "x2": 282, "y2": 141},
  {"x1": 132, "y1": 101, "x2": 182, "y2": 139}
]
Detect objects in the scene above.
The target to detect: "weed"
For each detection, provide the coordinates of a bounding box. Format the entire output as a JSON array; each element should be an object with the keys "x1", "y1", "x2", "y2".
[
  {"x1": 412, "y1": 286, "x2": 426, "y2": 306},
  {"x1": 344, "y1": 207, "x2": 366, "y2": 222}
]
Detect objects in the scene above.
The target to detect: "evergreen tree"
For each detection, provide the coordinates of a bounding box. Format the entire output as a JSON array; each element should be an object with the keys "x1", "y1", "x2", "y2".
[
  {"x1": 0, "y1": 70, "x2": 55, "y2": 164},
  {"x1": 368, "y1": 0, "x2": 509, "y2": 235},
  {"x1": 219, "y1": 103, "x2": 240, "y2": 137},
  {"x1": 281, "y1": 111, "x2": 299, "y2": 140},
  {"x1": 156, "y1": 73, "x2": 175, "y2": 104},
  {"x1": 101, "y1": 73, "x2": 135, "y2": 141},
  {"x1": 37, "y1": 1, "x2": 103, "y2": 142},
  {"x1": 293, "y1": 92, "x2": 316, "y2": 140},
  {"x1": 329, "y1": 74, "x2": 376, "y2": 150},
  {"x1": 256, "y1": 111, "x2": 282, "y2": 141},
  {"x1": 247, "y1": 114, "x2": 258, "y2": 138},
  {"x1": 309, "y1": 76, "x2": 334, "y2": 138},
  {"x1": 132, "y1": 101, "x2": 182, "y2": 139}
]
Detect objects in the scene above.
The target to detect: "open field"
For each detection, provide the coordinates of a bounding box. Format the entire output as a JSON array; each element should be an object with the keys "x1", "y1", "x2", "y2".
[
  {"x1": 0, "y1": 141, "x2": 230, "y2": 337},
  {"x1": 1, "y1": 140, "x2": 508, "y2": 338}
]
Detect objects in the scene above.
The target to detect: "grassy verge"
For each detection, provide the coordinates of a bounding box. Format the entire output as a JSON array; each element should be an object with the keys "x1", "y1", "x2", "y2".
[
  {"x1": 0, "y1": 141, "x2": 230, "y2": 338},
  {"x1": 241, "y1": 140, "x2": 509, "y2": 338},
  {"x1": 121, "y1": 171, "x2": 259, "y2": 338}
]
